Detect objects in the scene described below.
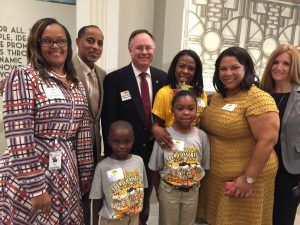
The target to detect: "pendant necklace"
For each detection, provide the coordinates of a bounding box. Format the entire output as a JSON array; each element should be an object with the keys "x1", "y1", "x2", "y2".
[
  {"x1": 51, "y1": 70, "x2": 67, "y2": 78},
  {"x1": 276, "y1": 94, "x2": 285, "y2": 107}
]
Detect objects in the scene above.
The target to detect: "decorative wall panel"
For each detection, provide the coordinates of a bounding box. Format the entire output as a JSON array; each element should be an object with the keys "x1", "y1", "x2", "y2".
[{"x1": 183, "y1": 0, "x2": 300, "y2": 91}]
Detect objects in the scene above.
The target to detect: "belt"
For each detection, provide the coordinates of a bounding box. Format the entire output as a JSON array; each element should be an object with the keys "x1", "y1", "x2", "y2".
[
  {"x1": 34, "y1": 135, "x2": 76, "y2": 142},
  {"x1": 163, "y1": 180, "x2": 193, "y2": 192}
]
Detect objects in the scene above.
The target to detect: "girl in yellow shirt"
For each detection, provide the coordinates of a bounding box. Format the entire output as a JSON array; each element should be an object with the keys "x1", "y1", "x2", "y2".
[{"x1": 152, "y1": 49, "x2": 207, "y2": 149}]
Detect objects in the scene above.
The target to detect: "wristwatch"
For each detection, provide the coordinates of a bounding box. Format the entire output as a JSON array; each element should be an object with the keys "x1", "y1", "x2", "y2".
[{"x1": 245, "y1": 174, "x2": 256, "y2": 184}]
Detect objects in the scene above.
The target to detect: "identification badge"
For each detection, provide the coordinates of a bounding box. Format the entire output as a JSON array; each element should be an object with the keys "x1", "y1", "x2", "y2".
[
  {"x1": 120, "y1": 90, "x2": 131, "y2": 101},
  {"x1": 49, "y1": 151, "x2": 62, "y2": 170},
  {"x1": 197, "y1": 99, "x2": 206, "y2": 108},
  {"x1": 172, "y1": 139, "x2": 185, "y2": 151},
  {"x1": 107, "y1": 168, "x2": 124, "y2": 182},
  {"x1": 44, "y1": 87, "x2": 65, "y2": 99},
  {"x1": 222, "y1": 104, "x2": 237, "y2": 111}
]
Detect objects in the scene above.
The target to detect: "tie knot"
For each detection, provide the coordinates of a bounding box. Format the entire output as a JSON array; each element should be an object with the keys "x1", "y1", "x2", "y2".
[
  {"x1": 139, "y1": 72, "x2": 147, "y2": 79},
  {"x1": 88, "y1": 71, "x2": 96, "y2": 78}
]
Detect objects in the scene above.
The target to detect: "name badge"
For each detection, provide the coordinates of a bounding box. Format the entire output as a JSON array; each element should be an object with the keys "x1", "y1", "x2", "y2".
[
  {"x1": 197, "y1": 99, "x2": 206, "y2": 108},
  {"x1": 172, "y1": 139, "x2": 185, "y2": 151},
  {"x1": 107, "y1": 168, "x2": 124, "y2": 182},
  {"x1": 120, "y1": 90, "x2": 131, "y2": 101},
  {"x1": 222, "y1": 104, "x2": 237, "y2": 111},
  {"x1": 49, "y1": 151, "x2": 62, "y2": 170},
  {"x1": 44, "y1": 87, "x2": 65, "y2": 99}
]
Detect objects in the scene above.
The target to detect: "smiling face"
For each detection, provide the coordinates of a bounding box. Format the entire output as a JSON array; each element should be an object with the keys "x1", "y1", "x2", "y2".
[
  {"x1": 108, "y1": 128, "x2": 134, "y2": 160},
  {"x1": 271, "y1": 52, "x2": 291, "y2": 84},
  {"x1": 219, "y1": 56, "x2": 245, "y2": 96},
  {"x1": 128, "y1": 32, "x2": 155, "y2": 71},
  {"x1": 76, "y1": 27, "x2": 104, "y2": 69},
  {"x1": 40, "y1": 23, "x2": 68, "y2": 72},
  {"x1": 175, "y1": 55, "x2": 196, "y2": 84},
  {"x1": 172, "y1": 95, "x2": 197, "y2": 128}
]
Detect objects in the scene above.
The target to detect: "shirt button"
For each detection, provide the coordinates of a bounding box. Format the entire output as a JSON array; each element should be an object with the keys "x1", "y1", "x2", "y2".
[{"x1": 143, "y1": 144, "x2": 146, "y2": 147}]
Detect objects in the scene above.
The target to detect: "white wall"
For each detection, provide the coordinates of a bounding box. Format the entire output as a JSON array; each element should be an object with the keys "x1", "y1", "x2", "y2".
[{"x1": 118, "y1": 0, "x2": 155, "y2": 69}]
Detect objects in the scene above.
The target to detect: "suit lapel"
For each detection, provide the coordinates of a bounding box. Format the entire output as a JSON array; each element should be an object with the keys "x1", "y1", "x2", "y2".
[
  {"x1": 281, "y1": 84, "x2": 300, "y2": 129},
  {"x1": 73, "y1": 56, "x2": 95, "y2": 119}
]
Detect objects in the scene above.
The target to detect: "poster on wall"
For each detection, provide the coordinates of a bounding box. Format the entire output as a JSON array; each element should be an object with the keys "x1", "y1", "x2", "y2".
[
  {"x1": 0, "y1": 0, "x2": 76, "y2": 81},
  {"x1": 0, "y1": 25, "x2": 28, "y2": 78}
]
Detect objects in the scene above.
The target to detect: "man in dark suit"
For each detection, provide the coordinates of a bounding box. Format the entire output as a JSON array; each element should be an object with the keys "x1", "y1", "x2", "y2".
[
  {"x1": 101, "y1": 29, "x2": 167, "y2": 225},
  {"x1": 73, "y1": 25, "x2": 106, "y2": 225}
]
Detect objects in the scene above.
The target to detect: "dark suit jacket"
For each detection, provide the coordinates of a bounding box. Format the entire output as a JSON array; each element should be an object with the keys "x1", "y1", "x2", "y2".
[
  {"x1": 73, "y1": 55, "x2": 106, "y2": 163},
  {"x1": 280, "y1": 83, "x2": 300, "y2": 174},
  {"x1": 101, "y1": 64, "x2": 167, "y2": 164}
]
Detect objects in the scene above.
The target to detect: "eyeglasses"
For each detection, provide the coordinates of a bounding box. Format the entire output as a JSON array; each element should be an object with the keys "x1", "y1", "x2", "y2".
[
  {"x1": 111, "y1": 140, "x2": 133, "y2": 146},
  {"x1": 40, "y1": 39, "x2": 68, "y2": 47},
  {"x1": 131, "y1": 45, "x2": 154, "y2": 52}
]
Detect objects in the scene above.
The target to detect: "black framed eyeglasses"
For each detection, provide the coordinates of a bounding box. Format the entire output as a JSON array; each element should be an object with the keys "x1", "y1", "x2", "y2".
[{"x1": 40, "y1": 39, "x2": 68, "y2": 47}]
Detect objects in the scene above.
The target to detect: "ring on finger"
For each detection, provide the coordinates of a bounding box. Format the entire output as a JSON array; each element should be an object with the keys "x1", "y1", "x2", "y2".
[{"x1": 160, "y1": 141, "x2": 165, "y2": 145}]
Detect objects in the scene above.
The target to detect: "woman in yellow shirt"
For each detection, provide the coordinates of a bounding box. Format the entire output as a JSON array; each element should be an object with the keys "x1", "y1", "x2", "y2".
[{"x1": 152, "y1": 49, "x2": 207, "y2": 149}]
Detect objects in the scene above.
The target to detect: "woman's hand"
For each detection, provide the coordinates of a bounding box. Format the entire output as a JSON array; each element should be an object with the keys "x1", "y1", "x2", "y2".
[
  {"x1": 31, "y1": 191, "x2": 51, "y2": 214},
  {"x1": 152, "y1": 124, "x2": 173, "y2": 150},
  {"x1": 225, "y1": 175, "x2": 253, "y2": 198}
]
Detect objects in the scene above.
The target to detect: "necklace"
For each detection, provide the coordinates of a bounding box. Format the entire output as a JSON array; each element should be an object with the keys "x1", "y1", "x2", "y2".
[
  {"x1": 274, "y1": 93, "x2": 287, "y2": 108},
  {"x1": 277, "y1": 95, "x2": 285, "y2": 107},
  {"x1": 51, "y1": 70, "x2": 67, "y2": 78}
]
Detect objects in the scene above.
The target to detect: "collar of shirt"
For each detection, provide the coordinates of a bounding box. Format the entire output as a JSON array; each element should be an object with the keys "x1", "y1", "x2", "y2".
[
  {"x1": 77, "y1": 54, "x2": 96, "y2": 76},
  {"x1": 131, "y1": 62, "x2": 151, "y2": 78},
  {"x1": 131, "y1": 62, "x2": 153, "y2": 103}
]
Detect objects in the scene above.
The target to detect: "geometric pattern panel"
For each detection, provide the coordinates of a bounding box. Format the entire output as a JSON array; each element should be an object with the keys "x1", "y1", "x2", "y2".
[{"x1": 183, "y1": 0, "x2": 300, "y2": 92}]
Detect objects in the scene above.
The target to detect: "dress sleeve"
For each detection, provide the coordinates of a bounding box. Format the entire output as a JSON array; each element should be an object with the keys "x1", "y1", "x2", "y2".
[
  {"x1": 3, "y1": 67, "x2": 47, "y2": 197},
  {"x1": 245, "y1": 87, "x2": 278, "y2": 117},
  {"x1": 76, "y1": 84, "x2": 94, "y2": 181}
]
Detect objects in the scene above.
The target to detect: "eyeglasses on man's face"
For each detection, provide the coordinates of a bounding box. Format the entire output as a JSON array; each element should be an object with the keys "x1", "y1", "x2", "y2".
[
  {"x1": 130, "y1": 45, "x2": 154, "y2": 52},
  {"x1": 40, "y1": 39, "x2": 68, "y2": 47}
]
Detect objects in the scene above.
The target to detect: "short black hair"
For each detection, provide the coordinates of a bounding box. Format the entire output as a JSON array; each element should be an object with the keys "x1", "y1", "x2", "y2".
[
  {"x1": 171, "y1": 90, "x2": 197, "y2": 107},
  {"x1": 77, "y1": 25, "x2": 101, "y2": 38},
  {"x1": 109, "y1": 120, "x2": 134, "y2": 137},
  {"x1": 213, "y1": 46, "x2": 259, "y2": 97},
  {"x1": 128, "y1": 29, "x2": 155, "y2": 47}
]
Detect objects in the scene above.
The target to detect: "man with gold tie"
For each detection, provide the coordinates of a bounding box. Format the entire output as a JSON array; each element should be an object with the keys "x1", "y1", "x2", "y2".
[{"x1": 73, "y1": 25, "x2": 106, "y2": 225}]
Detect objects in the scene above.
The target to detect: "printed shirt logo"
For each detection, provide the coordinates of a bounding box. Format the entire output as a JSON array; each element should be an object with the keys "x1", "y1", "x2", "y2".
[
  {"x1": 161, "y1": 146, "x2": 204, "y2": 187},
  {"x1": 110, "y1": 169, "x2": 144, "y2": 219}
]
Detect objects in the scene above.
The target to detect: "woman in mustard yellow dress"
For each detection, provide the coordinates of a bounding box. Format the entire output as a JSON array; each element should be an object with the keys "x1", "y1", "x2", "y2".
[{"x1": 197, "y1": 47, "x2": 279, "y2": 225}]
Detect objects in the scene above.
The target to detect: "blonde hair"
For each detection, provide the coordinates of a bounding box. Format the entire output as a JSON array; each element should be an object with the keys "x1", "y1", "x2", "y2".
[{"x1": 260, "y1": 44, "x2": 300, "y2": 93}]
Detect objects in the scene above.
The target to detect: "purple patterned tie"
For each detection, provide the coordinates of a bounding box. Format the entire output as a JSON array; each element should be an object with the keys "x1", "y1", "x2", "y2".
[{"x1": 139, "y1": 72, "x2": 151, "y2": 132}]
